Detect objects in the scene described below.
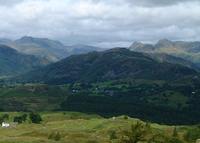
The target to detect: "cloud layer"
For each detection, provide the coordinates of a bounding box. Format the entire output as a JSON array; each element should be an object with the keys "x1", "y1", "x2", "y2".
[{"x1": 0, "y1": 0, "x2": 200, "y2": 47}]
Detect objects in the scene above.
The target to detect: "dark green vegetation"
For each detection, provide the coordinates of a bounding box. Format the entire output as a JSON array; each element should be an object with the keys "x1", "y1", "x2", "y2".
[
  {"x1": 0, "y1": 76, "x2": 200, "y2": 125},
  {"x1": 0, "y1": 48, "x2": 200, "y2": 125},
  {"x1": 60, "y1": 77, "x2": 200, "y2": 125},
  {"x1": 12, "y1": 48, "x2": 197, "y2": 84},
  {"x1": 0, "y1": 84, "x2": 67, "y2": 111},
  {"x1": 0, "y1": 45, "x2": 47, "y2": 77},
  {"x1": 0, "y1": 112, "x2": 41, "y2": 124}
]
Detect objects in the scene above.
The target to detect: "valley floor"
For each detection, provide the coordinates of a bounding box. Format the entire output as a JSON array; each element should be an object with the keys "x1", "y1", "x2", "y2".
[{"x1": 0, "y1": 112, "x2": 198, "y2": 143}]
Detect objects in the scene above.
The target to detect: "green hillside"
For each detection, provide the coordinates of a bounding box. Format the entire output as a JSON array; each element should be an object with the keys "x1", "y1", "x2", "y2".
[
  {"x1": 12, "y1": 48, "x2": 197, "y2": 84},
  {"x1": 1, "y1": 48, "x2": 199, "y2": 124},
  {"x1": 0, "y1": 112, "x2": 199, "y2": 143},
  {"x1": 0, "y1": 45, "x2": 47, "y2": 77},
  {"x1": 0, "y1": 76, "x2": 200, "y2": 125}
]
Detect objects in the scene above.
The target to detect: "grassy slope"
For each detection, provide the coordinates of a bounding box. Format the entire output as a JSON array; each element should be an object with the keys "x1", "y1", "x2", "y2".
[{"x1": 0, "y1": 112, "x2": 194, "y2": 143}]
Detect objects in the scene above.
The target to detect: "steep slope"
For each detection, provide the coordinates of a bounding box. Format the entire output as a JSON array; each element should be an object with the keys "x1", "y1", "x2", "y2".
[
  {"x1": 0, "y1": 45, "x2": 47, "y2": 76},
  {"x1": 0, "y1": 36, "x2": 103, "y2": 62},
  {"x1": 129, "y1": 39, "x2": 200, "y2": 66},
  {"x1": 146, "y1": 53, "x2": 199, "y2": 71},
  {"x1": 15, "y1": 48, "x2": 197, "y2": 84},
  {"x1": 13, "y1": 36, "x2": 69, "y2": 62}
]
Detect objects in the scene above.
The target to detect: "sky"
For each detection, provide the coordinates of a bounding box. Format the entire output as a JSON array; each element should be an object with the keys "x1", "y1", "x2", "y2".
[{"x1": 0, "y1": 0, "x2": 200, "y2": 48}]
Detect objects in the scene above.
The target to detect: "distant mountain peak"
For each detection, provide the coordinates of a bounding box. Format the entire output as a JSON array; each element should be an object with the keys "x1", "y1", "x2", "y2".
[
  {"x1": 156, "y1": 39, "x2": 173, "y2": 47},
  {"x1": 132, "y1": 41, "x2": 143, "y2": 46},
  {"x1": 17, "y1": 36, "x2": 34, "y2": 42},
  {"x1": 16, "y1": 36, "x2": 52, "y2": 43},
  {"x1": 130, "y1": 41, "x2": 144, "y2": 49}
]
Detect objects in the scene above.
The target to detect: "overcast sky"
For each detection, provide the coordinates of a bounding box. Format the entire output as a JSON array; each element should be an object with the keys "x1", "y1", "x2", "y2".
[{"x1": 0, "y1": 0, "x2": 200, "y2": 47}]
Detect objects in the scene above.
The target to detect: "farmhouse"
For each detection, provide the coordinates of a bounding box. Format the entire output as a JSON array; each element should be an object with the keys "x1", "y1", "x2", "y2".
[{"x1": 2, "y1": 122, "x2": 10, "y2": 128}]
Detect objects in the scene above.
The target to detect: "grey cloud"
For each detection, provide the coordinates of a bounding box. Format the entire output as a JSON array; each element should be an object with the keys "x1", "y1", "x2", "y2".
[
  {"x1": 101, "y1": 0, "x2": 200, "y2": 7},
  {"x1": 0, "y1": 0, "x2": 200, "y2": 48},
  {"x1": 125, "y1": 0, "x2": 200, "y2": 7},
  {"x1": 0, "y1": 0, "x2": 24, "y2": 6}
]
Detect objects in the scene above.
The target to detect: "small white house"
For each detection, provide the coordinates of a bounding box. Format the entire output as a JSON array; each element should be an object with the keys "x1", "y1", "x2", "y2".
[{"x1": 2, "y1": 122, "x2": 10, "y2": 128}]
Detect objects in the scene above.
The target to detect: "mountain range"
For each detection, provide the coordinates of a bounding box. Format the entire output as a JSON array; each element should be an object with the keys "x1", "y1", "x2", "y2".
[
  {"x1": 0, "y1": 37, "x2": 200, "y2": 124},
  {"x1": 129, "y1": 39, "x2": 200, "y2": 67},
  {"x1": 12, "y1": 48, "x2": 197, "y2": 84},
  {"x1": 1, "y1": 37, "x2": 200, "y2": 82},
  {"x1": 0, "y1": 36, "x2": 104, "y2": 78},
  {"x1": 0, "y1": 36, "x2": 103, "y2": 62}
]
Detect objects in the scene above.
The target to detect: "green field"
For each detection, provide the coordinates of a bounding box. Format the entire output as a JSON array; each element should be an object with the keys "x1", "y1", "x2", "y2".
[{"x1": 0, "y1": 112, "x2": 199, "y2": 143}]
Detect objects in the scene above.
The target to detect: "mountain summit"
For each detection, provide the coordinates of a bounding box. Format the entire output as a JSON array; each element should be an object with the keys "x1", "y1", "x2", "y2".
[{"x1": 129, "y1": 39, "x2": 200, "y2": 67}]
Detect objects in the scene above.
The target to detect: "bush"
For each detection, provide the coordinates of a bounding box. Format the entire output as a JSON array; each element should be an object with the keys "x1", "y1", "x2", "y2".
[
  {"x1": 0, "y1": 117, "x2": 3, "y2": 124},
  {"x1": 123, "y1": 115, "x2": 129, "y2": 120},
  {"x1": 110, "y1": 130, "x2": 117, "y2": 140},
  {"x1": 167, "y1": 137, "x2": 184, "y2": 143},
  {"x1": 14, "y1": 116, "x2": 23, "y2": 124},
  {"x1": 120, "y1": 121, "x2": 149, "y2": 143},
  {"x1": 48, "y1": 131, "x2": 62, "y2": 141},
  {"x1": 172, "y1": 127, "x2": 178, "y2": 137},
  {"x1": 29, "y1": 112, "x2": 42, "y2": 124},
  {"x1": 22, "y1": 114, "x2": 28, "y2": 121},
  {"x1": 2, "y1": 114, "x2": 9, "y2": 121},
  {"x1": 184, "y1": 128, "x2": 200, "y2": 142},
  {"x1": 0, "y1": 114, "x2": 9, "y2": 123},
  {"x1": 13, "y1": 114, "x2": 28, "y2": 124}
]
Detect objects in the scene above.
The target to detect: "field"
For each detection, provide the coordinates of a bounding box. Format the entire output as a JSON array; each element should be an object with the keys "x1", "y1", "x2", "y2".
[{"x1": 0, "y1": 112, "x2": 199, "y2": 143}]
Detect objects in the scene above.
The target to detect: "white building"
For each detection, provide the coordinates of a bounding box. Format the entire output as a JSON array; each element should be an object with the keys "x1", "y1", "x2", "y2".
[{"x1": 2, "y1": 122, "x2": 10, "y2": 128}]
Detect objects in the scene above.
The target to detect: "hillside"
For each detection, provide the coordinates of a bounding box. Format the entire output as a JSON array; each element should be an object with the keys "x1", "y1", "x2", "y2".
[
  {"x1": 146, "y1": 53, "x2": 199, "y2": 71},
  {"x1": 0, "y1": 36, "x2": 103, "y2": 62},
  {"x1": 0, "y1": 112, "x2": 199, "y2": 143},
  {"x1": 129, "y1": 39, "x2": 200, "y2": 67},
  {"x1": 0, "y1": 45, "x2": 47, "y2": 77},
  {"x1": 2, "y1": 48, "x2": 200, "y2": 124},
  {"x1": 14, "y1": 48, "x2": 197, "y2": 84}
]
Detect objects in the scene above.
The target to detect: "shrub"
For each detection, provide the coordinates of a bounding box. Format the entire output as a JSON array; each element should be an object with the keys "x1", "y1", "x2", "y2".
[
  {"x1": 123, "y1": 115, "x2": 129, "y2": 120},
  {"x1": 167, "y1": 137, "x2": 184, "y2": 143},
  {"x1": 48, "y1": 131, "x2": 62, "y2": 141},
  {"x1": 29, "y1": 112, "x2": 42, "y2": 124},
  {"x1": 110, "y1": 130, "x2": 117, "y2": 140},
  {"x1": 184, "y1": 128, "x2": 200, "y2": 142},
  {"x1": 0, "y1": 117, "x2": 3, "y2": 124},
  {"x1": 120, "y1": 121, "x2": 149, "y2": 143},
  {"x1": 172, "y1": 127, "x2": 178, "y2": 137},
  {"x1": 13, "y1": 114, "x2": 28, "y2": 124},
  {"x1": 22, "y1": 114, "x2": 28, "y2": 121},
  {"x1": 2, "y1": 114, "x2": 9, "y2": 121},
  {"x1": 13, "y1": 116, "x2": 23, "y2": 124}
]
